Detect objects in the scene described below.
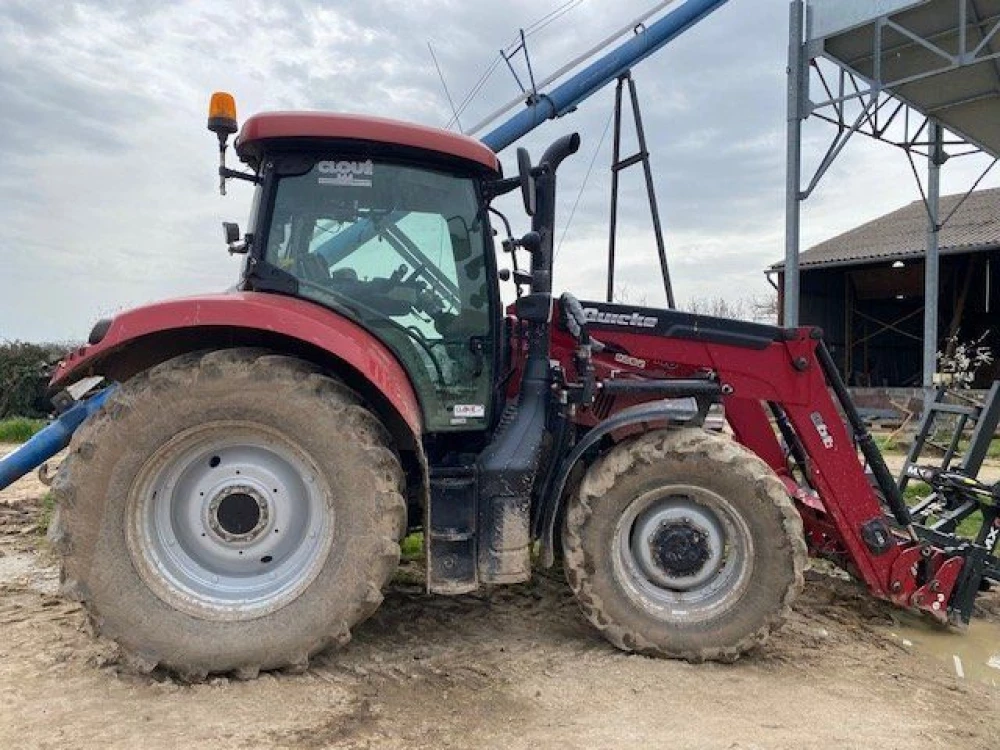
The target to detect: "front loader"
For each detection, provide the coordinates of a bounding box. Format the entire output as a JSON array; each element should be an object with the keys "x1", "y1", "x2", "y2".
[{"x1": 1, "y1": 94, "x2": 996, "y2": 680}]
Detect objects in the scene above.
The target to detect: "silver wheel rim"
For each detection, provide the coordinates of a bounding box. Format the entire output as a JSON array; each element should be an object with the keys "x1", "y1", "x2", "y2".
[
  {"x1": 613, "y1": 484, "x2": 754, "y2": 623},
  {"x1": 126, "y1": 421, "x2": 334, "y2": 621}
]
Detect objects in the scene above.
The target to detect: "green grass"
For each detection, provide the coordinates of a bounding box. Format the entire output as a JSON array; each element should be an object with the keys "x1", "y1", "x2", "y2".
[
  {"x1": 875, "y1": 435, "x2": 900, "y2": 453},
  {"x1": 874, "y1": 434, "x2": 999, "y2": 459},
  {"x1": 0, "y1": 417, "x2": 46, "y2": 443},
  {"x1": 958, "y1": 437, "x2": 1000, "y2": 459},
  {"x1": 902, "y1": 482, "x2": 930, "y2": 502},
  {"x1": 38, "y1": 492, "x2": 56, "y2": 537},
  {"x1": 902, "y1": 480, "x2": 984, "y2": 539},
  {"x1": 926, "y1": 436, "x2": 1000, "y2": 460},
  {"x1": 899, "y1": 435, "x2": 1000, "y2": 537},
  {"x1": 955, "y1": 513, "x2": 984, "y2": 539},
  {"x1": 400, "y1": 532, "x2": 423, "y2": 560}
]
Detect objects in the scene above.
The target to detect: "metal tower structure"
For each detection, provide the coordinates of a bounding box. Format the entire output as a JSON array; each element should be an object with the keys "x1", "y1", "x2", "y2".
[
  {"x1": 784, "y1": 0, "x2": 1000, "y2": 387},
  {"x1": 606, "y1": 72, "x2": 674, "y2": 308}
]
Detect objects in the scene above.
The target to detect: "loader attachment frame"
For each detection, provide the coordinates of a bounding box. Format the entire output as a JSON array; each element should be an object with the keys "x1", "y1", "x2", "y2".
[{"x1": 557, "y1": 304, "x2": 998, "y2": 626}]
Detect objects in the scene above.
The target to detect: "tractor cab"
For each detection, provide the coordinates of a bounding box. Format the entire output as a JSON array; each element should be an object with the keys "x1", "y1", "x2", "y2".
[
  {"x1": 227, "y1": 110, "x2": 507, "y2": 434},
  {"x1": 202, "y1": 103, "x2": 581, "y2": 596}
]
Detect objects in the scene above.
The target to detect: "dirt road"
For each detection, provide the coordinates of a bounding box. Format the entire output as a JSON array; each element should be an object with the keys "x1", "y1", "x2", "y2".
[{"x1": 1, "y1": 449, "x2": 998, "y2": 749}]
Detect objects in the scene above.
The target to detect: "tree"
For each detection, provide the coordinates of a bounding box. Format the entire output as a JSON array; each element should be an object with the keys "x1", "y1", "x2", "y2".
[
  {"x1": 0, "y1": 342, "x2": 68, "y2": 418},
  {"x1": 682, "y1": 293, "x2": 778, "y2": 324}
]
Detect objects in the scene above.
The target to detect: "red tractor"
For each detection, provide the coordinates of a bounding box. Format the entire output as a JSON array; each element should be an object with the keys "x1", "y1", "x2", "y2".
[{"x1": 43, "y1": 94, "x2": 998, "y2": 680}]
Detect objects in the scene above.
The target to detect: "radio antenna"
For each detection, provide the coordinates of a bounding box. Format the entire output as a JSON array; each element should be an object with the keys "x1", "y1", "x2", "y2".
[{"x1": 427, "y1": 42, "x2": 463, "y2": 133}]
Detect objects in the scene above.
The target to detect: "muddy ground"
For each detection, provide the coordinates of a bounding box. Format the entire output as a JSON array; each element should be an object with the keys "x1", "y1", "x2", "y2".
[{"x1": 1, "y1": 446, "x2": 998, "y2": 749}]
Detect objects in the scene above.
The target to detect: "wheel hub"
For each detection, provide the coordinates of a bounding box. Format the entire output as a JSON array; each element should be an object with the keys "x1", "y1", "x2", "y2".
[
  {"x1": 208, "y1": 485, "x2": 269, "y2": 542},
  {"x1": 126, "y1": 423, "x2": 335, "y2": 621},
  {"x1": 628, "y1": 496, "x2": 728, "y2": 592},
  {"x1": 650, "y1": 521, "x2": 711, "y2": 579}
]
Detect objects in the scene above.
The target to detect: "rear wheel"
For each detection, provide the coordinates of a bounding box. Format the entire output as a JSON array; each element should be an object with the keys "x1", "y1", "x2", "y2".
[
  {"x1": 563, "y1": 428, "x2": 806, "y2": 661},
  {"x1": 48, "y1": 349, "x2": 406, "y2": 680}
]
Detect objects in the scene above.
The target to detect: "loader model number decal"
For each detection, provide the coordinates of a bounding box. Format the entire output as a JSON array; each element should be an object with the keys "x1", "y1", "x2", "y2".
[
  {"x1": 317, "y1": 160, "x2": 374, "y2": 187},
  {"x1": 583, "y1": 307, "x2": 657, "y2": 329},
  {"x1": 810, "y1": 412, "x2": 835, "y2": 449},
  {"x1": 613, "y1": 352, "x2": 647, "y2": 369}
]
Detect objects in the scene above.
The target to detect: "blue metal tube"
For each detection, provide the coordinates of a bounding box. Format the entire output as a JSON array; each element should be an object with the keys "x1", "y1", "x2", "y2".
[
  {"x1": 481, "y1": 0, "x2": 732, "y2": 152},
  {"x1": 0, "y1": 386, "x2": 117, "y2": 491},
  {"x1": 289, "y1": 2, "x2": 731, "y2": 259}
]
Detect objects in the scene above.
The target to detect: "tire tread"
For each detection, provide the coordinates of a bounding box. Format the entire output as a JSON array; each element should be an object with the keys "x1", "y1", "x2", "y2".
[
  {"x1": 51, "y1": 348, "x2": 406, "y2": 679},
  {"x1": 563, "y1": 428, "x2": 806, "y2": 662}
]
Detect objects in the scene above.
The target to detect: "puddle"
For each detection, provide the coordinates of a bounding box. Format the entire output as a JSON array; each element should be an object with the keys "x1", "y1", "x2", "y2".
[{"x1": 884, "y1": 613, "x2": 1000, "y2": 686}]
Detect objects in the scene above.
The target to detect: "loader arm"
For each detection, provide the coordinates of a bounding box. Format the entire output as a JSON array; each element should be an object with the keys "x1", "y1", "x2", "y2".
[{"x1": 548, "y1": 302, "x2": 996, "y2": 626}]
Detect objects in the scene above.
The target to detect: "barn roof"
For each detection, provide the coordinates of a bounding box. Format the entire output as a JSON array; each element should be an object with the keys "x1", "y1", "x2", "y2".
[{"x1": 771, "y1": 187, "x2": 1000, "y2": 271}]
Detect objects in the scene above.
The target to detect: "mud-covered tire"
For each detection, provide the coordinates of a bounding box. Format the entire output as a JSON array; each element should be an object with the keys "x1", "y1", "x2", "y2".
[
  {"x1": 48, "y1": 348, "x2": 406, "y2": 679},
  {"x1": 563, "y1": 428, "x2": 806, "y2": 662}
]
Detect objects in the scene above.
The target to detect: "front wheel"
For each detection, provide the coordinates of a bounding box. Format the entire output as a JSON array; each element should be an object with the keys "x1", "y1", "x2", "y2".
[
  {"x1": 563, "y1": 429, "x2": 806, "y2": 661},
  {"x1": 49, "y1": 349, "x2": 407, "y2": 680}
]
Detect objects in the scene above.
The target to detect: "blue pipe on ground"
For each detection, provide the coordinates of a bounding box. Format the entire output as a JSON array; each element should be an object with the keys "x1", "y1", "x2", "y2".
[
  {"x1": 0, "y1": 386, "x2": 117, "y2": 491},
  {"x1": 482, "y1": 0, "x2": 732, "y2": 152}
]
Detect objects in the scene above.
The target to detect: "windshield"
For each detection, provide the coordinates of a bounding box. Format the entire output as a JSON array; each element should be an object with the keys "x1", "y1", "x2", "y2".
[{"x1": 264, "y1": 159, "x2": 493, "y2": 432}]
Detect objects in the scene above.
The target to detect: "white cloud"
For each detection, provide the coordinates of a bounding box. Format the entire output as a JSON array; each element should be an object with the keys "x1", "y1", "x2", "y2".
[{"x1": 0, "y1": 0, "x2": 996, "y2": 342}]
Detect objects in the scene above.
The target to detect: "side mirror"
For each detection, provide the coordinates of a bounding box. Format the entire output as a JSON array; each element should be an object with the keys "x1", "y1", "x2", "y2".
[
  {"x1": 517, "y1": 147, "x2": 536, "y2": 217},
  {"x1": 223, "y1": 222, "x2": 240, "y2": 245},
  {"x1": 222, "y1": 222, "x2": 249, "y2": 254}
]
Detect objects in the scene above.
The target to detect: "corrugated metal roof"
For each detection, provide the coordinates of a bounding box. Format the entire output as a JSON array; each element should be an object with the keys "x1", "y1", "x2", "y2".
[
  {"x1": 771, "y1": 187, "x2": 1000, "y2": 270},
  {"x1": 810, "y1": 0, "x2": 1000, "y2": 159}
]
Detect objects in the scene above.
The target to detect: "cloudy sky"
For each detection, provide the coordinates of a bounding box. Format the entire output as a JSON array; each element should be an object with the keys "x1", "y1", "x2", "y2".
[{"x1": 1, "y1": 0, "x2": 997, "y2": 342}]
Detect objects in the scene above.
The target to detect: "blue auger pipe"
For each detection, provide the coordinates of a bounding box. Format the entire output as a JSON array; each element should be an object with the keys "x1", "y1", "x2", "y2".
[
  {"x1": 481, "y1": 0, "x2": 732, "y2": 152},
  {"x1": 313, "y1": 0, "x2": 731, "y2": 259},
  {"x1": 0, "y1": 386, "x2": 117, "y2": 491}
]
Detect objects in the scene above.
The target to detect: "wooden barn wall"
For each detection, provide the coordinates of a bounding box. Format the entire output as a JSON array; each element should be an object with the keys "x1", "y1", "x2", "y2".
[{"x1": 795, "y1": 250, "x2": 999, "y2": 387}]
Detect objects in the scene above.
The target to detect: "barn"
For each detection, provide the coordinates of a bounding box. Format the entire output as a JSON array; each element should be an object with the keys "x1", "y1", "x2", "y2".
[{"x1": 770, "y1": 188, "x2": 1000, "y2": 388}]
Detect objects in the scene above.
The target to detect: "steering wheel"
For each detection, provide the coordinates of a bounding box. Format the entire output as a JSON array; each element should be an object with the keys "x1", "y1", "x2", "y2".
[
  {"x1": 296, "y1": 277, "x2": 448, "y2": 385},
  {"x1": 383, "y1": 266, "x2": 448, "y2": 321}
]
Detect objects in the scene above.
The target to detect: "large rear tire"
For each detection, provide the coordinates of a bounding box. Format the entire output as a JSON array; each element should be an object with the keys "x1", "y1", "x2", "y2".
[
  {"x1": 563, "y1": 428, "x2": 806, "y2": 662},
  {"x1": 48, "y1": 349, "x2": 406, "y2": 680}
]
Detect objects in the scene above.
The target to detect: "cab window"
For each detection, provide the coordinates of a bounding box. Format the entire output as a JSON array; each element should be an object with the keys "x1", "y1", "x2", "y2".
[{"x1": 265, "y1": 160, "x2": 492, "y2": 432}]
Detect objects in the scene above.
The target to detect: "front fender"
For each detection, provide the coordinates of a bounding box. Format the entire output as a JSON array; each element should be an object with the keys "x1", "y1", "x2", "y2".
[
  {"x1": 536, "y1": 398, "x2": 704, "y2": 568},
  {"x1": 51, "y1": 291, "x2": 423, "y2": 437}
]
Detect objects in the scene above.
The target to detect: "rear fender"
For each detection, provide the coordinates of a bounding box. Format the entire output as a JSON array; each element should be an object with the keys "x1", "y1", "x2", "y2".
[
  {"x1": 536, "y1": 399, "x2": 704, "y2": 568},
  {"x1": 51, "y1": 292, "x2": 427, "y2": 500}
]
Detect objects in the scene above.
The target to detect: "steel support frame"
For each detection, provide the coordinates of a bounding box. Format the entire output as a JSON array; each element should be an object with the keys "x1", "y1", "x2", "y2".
[
  {"x1": 784, "y1": 0, "x2": 997, "y2": 388},
  {"x1": 924, "y1": 120, "x2": 943, "y2": 388},
  {"x1": 784, "y1": 0, "x2": 806, "y2": 327},
  {"x1": 606, "y1": 72, "x2": 675, "y2": 308}
]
